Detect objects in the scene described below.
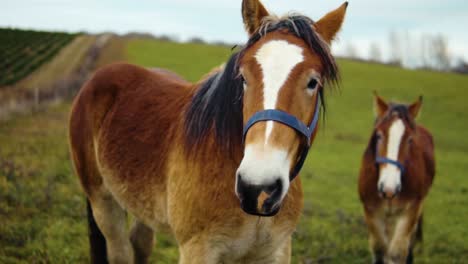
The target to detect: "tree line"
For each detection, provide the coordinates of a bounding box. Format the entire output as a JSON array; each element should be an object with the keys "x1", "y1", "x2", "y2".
[{"x1": 343, "y1": 31, "x2": 467, "y2": 73}]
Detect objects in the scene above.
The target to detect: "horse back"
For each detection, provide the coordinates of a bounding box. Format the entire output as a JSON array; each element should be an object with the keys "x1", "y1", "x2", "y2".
[
  {"x1": 149, "y1": 67, "x2": 189, "y2": 84},
  {"x1": 70, "y1": 63, "x2": 193, "y2": 216}
]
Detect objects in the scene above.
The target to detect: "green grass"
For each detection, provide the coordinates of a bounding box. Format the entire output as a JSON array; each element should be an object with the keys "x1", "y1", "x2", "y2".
[
  {"x1": 127, "y1": 40, "x2": 468, "y2": 263},
  {"x1": 0, "y1": 104, "x2": 88, "y2": 263},
  {"x1": 126, "y1": 39, "x2": 232, "y2": 82},
  {"x1": 1, "y1": 39, "x2": 467, "y2": 263},
  {"x1": 297, "y1": 61, "x2": 468, "y2": 263}
]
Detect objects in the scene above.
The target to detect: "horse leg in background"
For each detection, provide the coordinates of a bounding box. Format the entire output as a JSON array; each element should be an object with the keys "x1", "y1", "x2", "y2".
[
  {"x1": 386, "y1": 204, "x2": 422, "y2": 264},
  {"x1": 406, "y1": 247, "x2": 414, "y2": 264},
  {"x1": 364, "y1": 212, "x2": 387, "y2": 264},
  {"x1": 406, "y1": 213, "x2": 423, "y2": 264},
  {"x1": 130, "y1": 220, "x2": 154, "y2": 263},
  {"x1": 90, "y1": 192, "x2": 134, "y2": 264}
]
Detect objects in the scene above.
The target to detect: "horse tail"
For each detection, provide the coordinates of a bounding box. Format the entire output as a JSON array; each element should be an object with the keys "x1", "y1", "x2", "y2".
[
  {"x1": 415, "y1": 213, "x2": 423, "y2": 245},
  {"x1": 87, "y1": 199, "x2": 108, "y2": 264}
]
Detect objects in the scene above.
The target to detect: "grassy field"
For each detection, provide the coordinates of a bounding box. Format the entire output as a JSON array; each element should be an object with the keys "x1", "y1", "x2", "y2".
[
  {"x1": 1, "y1": 38, "x2": 467, "y2": 263},
  {"x1": 0, "y1": 103, "x2": 87, "y2": 263}
]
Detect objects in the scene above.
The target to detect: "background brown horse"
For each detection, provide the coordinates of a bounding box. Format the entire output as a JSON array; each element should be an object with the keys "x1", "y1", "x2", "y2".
[
  {"x1": 69, "y1": 0, "x2": 348, "y2": 263},
  {"x1": 359, "y1": 93, "x2": 435, "y2": 264}
]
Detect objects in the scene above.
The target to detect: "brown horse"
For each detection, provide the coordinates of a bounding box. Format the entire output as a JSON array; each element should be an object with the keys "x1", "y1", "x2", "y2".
[
  {"x1": 359, "y1": 93, "x2": 435, "y2": 264},
  {"x1": 69, "y1": 0, "x2": 348, "y2": 263}
]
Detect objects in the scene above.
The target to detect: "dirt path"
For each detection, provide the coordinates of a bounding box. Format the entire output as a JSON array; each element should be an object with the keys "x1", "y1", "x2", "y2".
[{"x1": 0, "y1": 34, "x2": 112, "y2": 121}]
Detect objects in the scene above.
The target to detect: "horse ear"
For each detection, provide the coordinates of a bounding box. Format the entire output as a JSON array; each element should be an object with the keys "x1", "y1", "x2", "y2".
[
  {"x1": 408, "y1": 95, "x2": 423, "y2": 119},
  {"x1": 242, "y1": 0, "x2": 270, "y2": 36},
  {"x1": 314, "y1": 2, "x2": 348, "y2": 44},
  {"x1": 373, "y1": 91, "x2": 389, "y2": 118}
]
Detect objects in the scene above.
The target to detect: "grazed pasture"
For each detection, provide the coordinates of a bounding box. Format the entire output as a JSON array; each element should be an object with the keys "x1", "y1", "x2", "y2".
[{"x1": 0, "y1": 39, "x2": 467, "y2": 263}]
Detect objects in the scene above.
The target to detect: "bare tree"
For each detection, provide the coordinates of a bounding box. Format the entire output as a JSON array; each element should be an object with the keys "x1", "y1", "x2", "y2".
[
  {"x1": 188, "y1": 37, "x2": 206, "y2": 44},
  {"x1": 389, "y1": 31, "x2": 402, "y2": 65},
  {"x1": 453, "y1": 57, "x2": 468, "y2": 74},
  {"x1": 369, "y1": 42, "x2": 382, "y2": 62},
  {"x1": 345, "y1": 42, "x2": 358, "y2": 59},
  {"x1": 431, "y1": 34, "x2": 450, "y2": 70},
  {"x1": 420, "y1": 34, "x2": 433, "y2": 68},
  {"x1": 403, "y1": 30, "x2": 411, "y2": 66},
  {"x1": 386, "y1": 30, "x2": 451, "y2": 71}
]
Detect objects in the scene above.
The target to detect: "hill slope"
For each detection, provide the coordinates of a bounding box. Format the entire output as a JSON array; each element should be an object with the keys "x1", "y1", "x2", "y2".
[{"x1": 0, "y1": 38, "x2": 467, "y2": 263}]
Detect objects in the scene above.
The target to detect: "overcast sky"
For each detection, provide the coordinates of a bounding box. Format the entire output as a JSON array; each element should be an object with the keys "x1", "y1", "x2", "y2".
[{"x1": 2, "y1": 0, "x2": 467, "y2": 62}]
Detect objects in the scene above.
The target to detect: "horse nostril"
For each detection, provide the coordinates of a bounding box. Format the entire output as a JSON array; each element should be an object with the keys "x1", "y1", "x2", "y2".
[
  {"x1": 235, "y1": 173, "x2": 246, "y2": 199},
  {"x1": 261, "y1": 180, "x2": 283, "y2": 212},
  {"x1": 396, "y1": 184, "x2": 402, "y2": 194},
  {"x1": 384, "y1": 189, "x2": 395, "y2": 199},
  {"x1": 265, "y1": 179, "x2": 282, "y2": 195},
  {"x1": 378, "y1": 182, "x2": 384, "y2": 193},
  {"x1": 236, "y1": 176, "x2": 284, "y2": 216},
  {"x1": 237, "y1": 173, "x2": 242, "y2": 182}
]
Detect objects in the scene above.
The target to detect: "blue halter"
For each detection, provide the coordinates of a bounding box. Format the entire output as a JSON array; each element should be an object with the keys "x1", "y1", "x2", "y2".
[
  {"x1": 375, "y1": 156, "x2": 405, "y2": 174},
  {"x1": 243, "y1": 96, "x2": 321, "y2": 181}
]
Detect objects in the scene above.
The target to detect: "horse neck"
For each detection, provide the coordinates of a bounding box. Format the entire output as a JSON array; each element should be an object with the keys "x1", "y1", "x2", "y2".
[
  {"x1": 406, "y1": 125, "x2": 432, "y2": 174},
  {"x1": 177, "y1": 82, "x2": 244, "y2": 177},
  {"x1": 183, "y1": 139, "x2": 244, "y2": 176}
]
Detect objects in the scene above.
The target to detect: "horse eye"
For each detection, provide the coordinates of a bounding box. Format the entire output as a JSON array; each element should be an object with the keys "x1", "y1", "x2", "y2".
[
  {"x1": 239, "y1": 74, "x2": 246, "y2": 84},
  {"x1": 307, "y1": 78, "x2": 319, "y2": 91},
  {"x1": 376, "y1": 131, "x2": 383, "y2": 140}
]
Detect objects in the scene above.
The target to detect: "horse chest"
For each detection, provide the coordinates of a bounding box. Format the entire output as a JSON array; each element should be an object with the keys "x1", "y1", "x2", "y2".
[
  {"x1": 373, "y1": 200, "x2": 409, "y2": 231},
  {"x1": 218, "y1": 218, "x2": 292, "y2": 262},
  {"x1": 382, "y1": 200, "x2": 406, "y2": 216}
]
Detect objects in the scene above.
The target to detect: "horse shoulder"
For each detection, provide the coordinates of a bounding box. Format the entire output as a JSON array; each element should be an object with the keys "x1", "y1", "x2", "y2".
[{"x1": 75, "y1": 62, "x2": 192, "y2": 225}]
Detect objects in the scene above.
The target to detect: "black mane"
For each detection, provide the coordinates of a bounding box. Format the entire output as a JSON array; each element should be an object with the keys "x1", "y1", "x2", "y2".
[
  {"x1": 388, "y1": 103, "x2": 415, "y2": 128},
  {"x1": 184, "y1": 15, "x2": 340, "y2": 155},
  {"x1": 239, "y1": 15, "x2": 339, "y2": 85},
  {"x1": 374, "y1": 103, "x2": 415, "y2": 131},
  {"x1": 184, "y1": 53, "x2": 244, "y2": 155}
]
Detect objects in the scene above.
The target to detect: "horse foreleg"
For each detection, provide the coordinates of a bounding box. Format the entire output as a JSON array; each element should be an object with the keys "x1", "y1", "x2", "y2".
[
  {"x1": 273, "y1": 236, "x2": 292, "y2": 264},
  {"x1": 130, "y1": 220, "x2": 154, "y2": 264},
  {"x1": 90, "y1": 194, "x2": 134, "y2": 264},
  {"x1": 386, "y1": 204, "x2": 422, "y2": 264},
  {"x1": 178, "y1": 236, "x2": 219, "y2": 264},
  {"x1": 364, "y1": 211, "x2": 387, "y2": 264}
]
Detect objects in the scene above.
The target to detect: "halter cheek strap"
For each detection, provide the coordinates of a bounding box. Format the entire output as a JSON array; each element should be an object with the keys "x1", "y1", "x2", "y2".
[
  {"x1": 243, "y1": 96, "x2": 321, "y2": 181},
  {"x1": 375, "y1": 156, "x2": 405, "y2": 174}
]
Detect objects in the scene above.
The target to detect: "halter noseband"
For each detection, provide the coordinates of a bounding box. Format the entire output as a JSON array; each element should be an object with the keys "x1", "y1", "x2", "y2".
[
  {"x1": 243, "y1": 96, "x2": 321, "y2": 181},
  {"x1": 375, "y1": 156, "x2": 405, "y2": 174},
  {"x1": 374, "y1": 126, "x2": 406, "y2": 174}
]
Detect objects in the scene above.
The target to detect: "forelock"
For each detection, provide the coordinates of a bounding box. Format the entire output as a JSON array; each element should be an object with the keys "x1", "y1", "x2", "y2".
[{"x1": 237, "y1": 14, "x2": 339, "y2": 85}]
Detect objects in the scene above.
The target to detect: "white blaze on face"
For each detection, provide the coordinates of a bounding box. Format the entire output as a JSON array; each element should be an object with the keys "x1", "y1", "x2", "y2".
[
  {"x1": 379, "y1": 119, "x2": 405, "y2": 191},
  {"x1": 254, "y1": 40, "x2": 304, "y2": 144},
  {"x1": 237, "y1": 40, "x2": 303, "y2": 202}
]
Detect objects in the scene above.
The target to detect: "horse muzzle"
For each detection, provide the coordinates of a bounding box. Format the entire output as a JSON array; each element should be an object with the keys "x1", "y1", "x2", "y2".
[
  {"x1": 378, "y1": 182, "x2": 402, "y2": 199},
  {"x1": 236, "y1": 174, "x2": 283, "y2": 216}
]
